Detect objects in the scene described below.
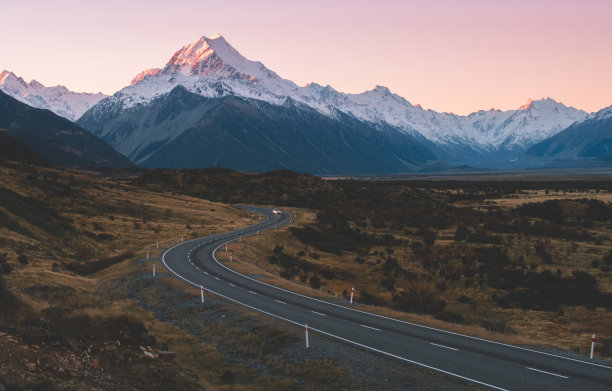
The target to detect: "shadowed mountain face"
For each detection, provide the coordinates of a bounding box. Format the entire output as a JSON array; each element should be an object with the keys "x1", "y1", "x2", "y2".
[
  {"x1": 0, "y1": 132, "x2": 49, "y2": 166},
  {"x1": 79, "y1": 86, "x2": 437, "y2": 175},
  {"x1": 0, "y1": 90, "x2": 132, "y2": 168}
]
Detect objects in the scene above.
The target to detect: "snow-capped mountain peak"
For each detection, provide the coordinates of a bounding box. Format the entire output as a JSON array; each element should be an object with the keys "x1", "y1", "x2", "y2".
[
  {"x1": 82, "y1": 34, "x2": 592, "y2": 164},
  {"x1": 161, "y1": 34, "x2": 285, "y2": 85},
  {"x1": 0, "y1": 70, "x2": 108, "y2": 121}
]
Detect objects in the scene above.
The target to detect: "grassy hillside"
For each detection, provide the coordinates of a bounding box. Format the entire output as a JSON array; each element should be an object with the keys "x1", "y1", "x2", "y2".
[
  {"x1": 0, "y1": 161, "x2": 473, "y2": 390},
  {"x1": 0, "y1": 160, "x2": 273, "y2": 390}
]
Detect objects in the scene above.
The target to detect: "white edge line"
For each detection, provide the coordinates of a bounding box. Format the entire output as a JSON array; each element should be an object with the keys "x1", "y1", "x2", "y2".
[
  {"x1": 361, "y1": 324, "x2": 381, "y2": 331},
  {"x1": 526, "y1": 367, "x2": 568, "y2": 379},
  {"x1": 248, "y1": 290, "x2": 257, "y2": 295},
  {"x1": 275, "y1": 299, "x2": 287, "y2": 304},
  {"x1": 210, "y1": 207, "x2": 612, "y2": 371},
  {"x1": 311, "y1": 311, "x2": 326, "y2": 316},
  {"x1": 431, "y1": 342, "x2": 458, "y2": 351},
  {"x1": 161, "y1": 241, "x2": 508, "y2": 391}
]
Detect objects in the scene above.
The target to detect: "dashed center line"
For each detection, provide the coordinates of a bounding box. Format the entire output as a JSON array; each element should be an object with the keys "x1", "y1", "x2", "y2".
[
  {"x1": 214, "y1": 277, "x2": 220, "y2": 281},
  {"x1": 361, "y1": 324, "x2": 381, "y2": 331},
  {"x1": 275, "y1": 299, "x2": 287, "y2": 304},
  {"x1": 526, "y1": 367, "x2": 568, "y2": 379},
  {"x1": 248, "y1": 290, "x2": 257, "y2": 295},
  {"x1": 203, "y1": 271, "x2": 208, "y2": 275},
  {"x1": 430, "y1": 343, "x2": 458, "y2": 351},
  {"x1": 311, "y1": 311, "x2": 326, "y2": 316},
  {"x1": 229, "y1": 283, "x2": 236, "y2": 287}
]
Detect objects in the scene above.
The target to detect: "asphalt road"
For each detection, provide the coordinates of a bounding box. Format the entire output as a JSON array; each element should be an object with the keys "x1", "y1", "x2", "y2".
[{"x1": 161, "y1": 206, "x2": 612, "y2": 390}]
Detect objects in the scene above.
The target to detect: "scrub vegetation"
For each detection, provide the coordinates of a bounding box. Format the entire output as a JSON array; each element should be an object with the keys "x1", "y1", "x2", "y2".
[
  {"x1": 139, "y1": 168, "x2": 612, "y2": 358},
  {"x1": 0, "y1": 160, "x2": 474, "y2": 390}
]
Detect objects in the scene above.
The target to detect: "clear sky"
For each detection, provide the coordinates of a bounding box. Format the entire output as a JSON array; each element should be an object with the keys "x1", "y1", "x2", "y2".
[{"x1": 2, "y1": 0, "x2": 610, "y2": 114}]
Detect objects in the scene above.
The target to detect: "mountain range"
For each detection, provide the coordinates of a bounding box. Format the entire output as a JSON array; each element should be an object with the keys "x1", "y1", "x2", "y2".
[
  {"x1": 0, "y1": 70, "x2": 107, "y2": 121},
  {"x1": 2, "y1": 34, "x2": 610, "y2": 174}
]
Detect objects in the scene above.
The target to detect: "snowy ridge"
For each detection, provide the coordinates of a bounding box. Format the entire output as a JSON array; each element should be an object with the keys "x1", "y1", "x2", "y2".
[
  {"x1": 89, "y1": 34, "x2": 588, "y2": 154},
  {"x1": 0, "y1": 70, "x2": 107, "y2": 121},
  {"x1": 583, "y1": 104, "x2": 612, "y2": 122}
]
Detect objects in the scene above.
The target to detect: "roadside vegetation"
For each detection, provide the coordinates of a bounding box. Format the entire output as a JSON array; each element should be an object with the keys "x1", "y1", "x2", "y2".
[
  {"x1": 139, "y1": 168, "x2": 612, "y2": 358},
  {"x1": 1, "y1": 160, "x2": 469, "y2": 390}
]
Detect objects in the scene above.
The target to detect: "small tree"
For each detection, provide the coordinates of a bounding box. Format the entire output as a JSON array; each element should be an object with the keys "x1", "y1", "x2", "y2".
[
  {"x1": 220, "y1": 369, "x2": 235, "y2": 390},
  {"x1": 309, "y1": 276, "x2": 321, "y2": 289}
]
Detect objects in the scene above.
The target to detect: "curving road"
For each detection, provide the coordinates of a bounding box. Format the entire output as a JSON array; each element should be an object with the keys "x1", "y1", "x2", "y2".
[{"x1": 161, "y1": 206, "x2": 612, "y2": 391}]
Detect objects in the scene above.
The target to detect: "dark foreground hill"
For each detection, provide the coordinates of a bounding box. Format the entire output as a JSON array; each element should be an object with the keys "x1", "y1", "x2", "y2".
[
  {"x1": 0, "y1": 132, "x2": 49, "y2": 166},
  {"x1": 0, "y1": 90, "x2": 132, "y2": 168}
]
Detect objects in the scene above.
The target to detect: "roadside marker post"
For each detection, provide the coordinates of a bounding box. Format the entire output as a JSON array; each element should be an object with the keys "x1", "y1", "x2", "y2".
[
  {"x1": 230, "y1": 255, "x2": 233, "y2": 262},
  {"x1": 225, "y1": 244, "x2": 228, "y2": 252},
  {"x1": 156, "y1": 241, "x2": 159, "y2": 250},
  {"x1": 153, "y1": 264, "x2": 156, "y2": 277},
  {"x1": 146, "y1": 249, "x2": 149, "y2": 260},
  {"x1": 201, "y1": 285, "x2": 204, "y2": 303},
  {"x1": 591, "y1": 334, "x2": 596, "y2": 359},
  {"x1": 350, "y1": 287, "x2": 354, "y2": 304},
  {"x1": 305, "y1": 324, "x2": 309, "y2": 348}
]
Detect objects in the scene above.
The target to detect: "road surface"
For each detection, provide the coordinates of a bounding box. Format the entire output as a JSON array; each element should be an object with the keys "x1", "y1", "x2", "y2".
[{"x1": 161, "y1": 206, "x2": 612, "y2": 390}]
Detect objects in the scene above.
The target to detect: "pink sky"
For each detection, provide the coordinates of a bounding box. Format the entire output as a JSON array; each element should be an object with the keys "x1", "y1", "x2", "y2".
[{"x1": 2, "y1": 0, "x2": 610, "y2": 114}]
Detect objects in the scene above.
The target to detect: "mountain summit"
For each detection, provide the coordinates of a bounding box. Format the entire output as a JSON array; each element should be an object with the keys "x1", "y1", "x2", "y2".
[{"x1": 161, "y1": 34, "x2": 283, "y2": 84}]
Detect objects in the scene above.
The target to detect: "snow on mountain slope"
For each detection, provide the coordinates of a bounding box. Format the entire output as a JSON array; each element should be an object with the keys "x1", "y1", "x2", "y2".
[
  {"x1": 84, "y1": 34, "x2": 588, "y2": 157},
  {"x1": 0, "y1": 70, "x2": 107, "y2": 121}
]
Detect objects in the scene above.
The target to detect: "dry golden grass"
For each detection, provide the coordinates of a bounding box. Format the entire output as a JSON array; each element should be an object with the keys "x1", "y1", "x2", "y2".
[
  {"x1": 1, "y1": 164, "x2": 356, "y2": 390},
  {"x1": 220, "y1": 199, "x2": 612, "y2": 359}
]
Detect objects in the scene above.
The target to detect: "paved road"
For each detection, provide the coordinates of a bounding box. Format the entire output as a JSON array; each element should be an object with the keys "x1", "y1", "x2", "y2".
[{"x1": 162, "y1": 206, "x2": 612, "y2": 390}]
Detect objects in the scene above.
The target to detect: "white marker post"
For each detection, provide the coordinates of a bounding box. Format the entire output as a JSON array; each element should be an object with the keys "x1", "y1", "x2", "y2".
[
  {"x1": 225, "y1": 244, "x2": 228, "y2": 252},
  {"x1": 153, "y1": 264, "x2": 156, "y2": 277},
  {"x1": 350, "y1": 287, "x2": 354, "y2": 304},
  {"x1": 156, "y1": 241, "x2": 159, "y2": 250},
  {"x1": 200, "y1": 285, "x2": 204, "y2": 303},
  {"x1": 146, "y1": 249, "x2": 149, "y2": 260},
  {"x1": 230, "y1": 255, "x2": 233, "y2": 262},
  {"x1": 305, "y1": 324, "x2": 309, "y2": 348},
  {"x1": 591, "y1": 334, "x2": 596, "y2": 359}
]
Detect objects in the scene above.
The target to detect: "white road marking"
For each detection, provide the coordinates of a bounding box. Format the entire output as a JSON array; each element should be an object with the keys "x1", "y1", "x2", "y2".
[
  {"x1": 526, "y1": 367, "x2": 568, "y2": 379},
  {"x1": 162, "y1": 210, "x2": 510, "y2": 391},
  {"x1": 203, "y1": 271, "x2": 208, "y2": 275},
  {"x1": 430, "y1": 342, "x2": 458, "y2": 351},
  {"x1": 248, "y1": 290, "x2": 257, "y2": 295},
  {"x1": 361, "y1": 324, "x2": 381, "y2": 331},
  {"x1": 311, "y1": 311, "x2": 326, "y2": 316},
  {"x1": 275, "y1": 299, "x2": 287, "y2": 304},
  {"x1": 215, "y1": 277, "x2": 220, "y2": 281},
  {"x1": 229, "y1": 283, "x2": 236, "y2": 287}
]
